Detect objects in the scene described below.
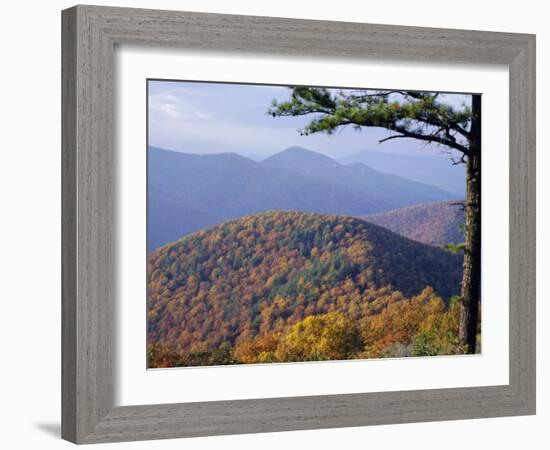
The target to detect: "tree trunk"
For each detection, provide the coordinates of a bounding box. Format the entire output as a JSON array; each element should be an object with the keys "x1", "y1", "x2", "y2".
[{"x1": 459, "y1": 95, "x2": 482, "y2": 353}]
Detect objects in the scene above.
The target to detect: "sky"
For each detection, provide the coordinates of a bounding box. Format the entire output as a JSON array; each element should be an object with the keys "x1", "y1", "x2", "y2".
[{"x1": 148, "y1": 80, "x2": 472, "y2": 161}]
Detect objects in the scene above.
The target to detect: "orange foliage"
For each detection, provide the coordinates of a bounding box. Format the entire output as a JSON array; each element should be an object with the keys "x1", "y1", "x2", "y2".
[{"x1": 147, "y1": 211, "x2": 464, "y2": 367}]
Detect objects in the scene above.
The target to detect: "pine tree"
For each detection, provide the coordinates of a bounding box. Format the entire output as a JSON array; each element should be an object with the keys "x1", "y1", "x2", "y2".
[{"x1": 269, "y1": 88, "x2": 481, "y2": 353}]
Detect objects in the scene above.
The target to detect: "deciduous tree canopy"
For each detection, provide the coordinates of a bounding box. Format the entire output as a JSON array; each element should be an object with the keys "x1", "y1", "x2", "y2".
[{"x1": 147, "y1": 211, "x2": 464, "y2": 367}]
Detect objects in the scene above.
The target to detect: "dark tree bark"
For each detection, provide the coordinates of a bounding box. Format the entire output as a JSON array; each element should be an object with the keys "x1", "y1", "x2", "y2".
[{"x1": 459, "y1": 95, "x2": 482, "y2": 353}]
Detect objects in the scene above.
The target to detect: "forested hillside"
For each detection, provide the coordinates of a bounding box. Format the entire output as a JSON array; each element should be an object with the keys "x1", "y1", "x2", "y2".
[
  {"x1": 147, "y1": 211, "x2": 464, "y2": 367},
  {"x1": 360, "y1": 201, "x2": 465, "y2": 246}
]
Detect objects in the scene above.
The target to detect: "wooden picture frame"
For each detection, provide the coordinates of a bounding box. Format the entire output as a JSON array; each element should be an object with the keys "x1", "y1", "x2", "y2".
[{"x1": 62, "y1": 5, "x2": 536, "y2": 444}]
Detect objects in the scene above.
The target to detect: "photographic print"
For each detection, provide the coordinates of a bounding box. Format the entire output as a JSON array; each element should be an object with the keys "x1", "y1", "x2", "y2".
[{"x1": 146, "y1": 80, "x2": 481, "y2": 368}]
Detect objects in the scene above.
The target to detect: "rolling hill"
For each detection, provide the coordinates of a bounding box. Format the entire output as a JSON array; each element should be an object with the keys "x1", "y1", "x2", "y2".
[
  {"x1": 147, "y1": 211, "x2": 463, "y2": 355},
  {"x1": 360, "y1": 201, "x2": 465, "y2": 246},
  {"x1": 339, "y1": 149, "x2": 466, "y2": 196},
  {"x1": 148, "y1": 146, "x2": 457, "y2": 251}
]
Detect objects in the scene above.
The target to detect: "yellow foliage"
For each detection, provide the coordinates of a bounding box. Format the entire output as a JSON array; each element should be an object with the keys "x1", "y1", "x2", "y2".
[
  {"x1": 360, "y1": 287, "x2": 462, "y2": 358},
  {"x1": 274, "y1": 312, "x2": 363, "y2": 361}
]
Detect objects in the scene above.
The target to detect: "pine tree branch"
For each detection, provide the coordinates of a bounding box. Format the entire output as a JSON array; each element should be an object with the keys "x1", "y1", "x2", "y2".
[{"x1": 379, "y1": 127, "x2": 471, "y2": 154}]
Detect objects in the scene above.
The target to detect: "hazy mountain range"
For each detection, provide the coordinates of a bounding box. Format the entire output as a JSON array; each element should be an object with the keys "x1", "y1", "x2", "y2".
[
  {"x1": 339, "y1": 150, "x2": 466, "y2": 196},
  {"x1": 148, "y1": 146, "x2": 459, "y2": 251}
]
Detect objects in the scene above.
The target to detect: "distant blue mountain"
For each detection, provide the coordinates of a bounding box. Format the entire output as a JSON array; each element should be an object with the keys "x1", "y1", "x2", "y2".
[
  {"x1": 263, "y1": 147, "x2": 457, "y2": 211},
  {"x1": 148, "y1": 146, "x2": 459, "y2": 251},
  {"x1": 339, "y1": 149, "x2": 466, "y2": 196}
]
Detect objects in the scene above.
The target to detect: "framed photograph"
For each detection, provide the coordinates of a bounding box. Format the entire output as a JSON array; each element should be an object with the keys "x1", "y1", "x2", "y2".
[{"x1": 62, "y1": 5, "x2": 536, "y2": 444}]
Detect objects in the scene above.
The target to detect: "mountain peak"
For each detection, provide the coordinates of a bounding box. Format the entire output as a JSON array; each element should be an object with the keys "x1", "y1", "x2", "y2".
[
  {"x1": 281, "y1": 146, "x2": 331, "y2": 156},
  {"x1": 263, "y1": 146, "x2": 340, "y2": 168}
]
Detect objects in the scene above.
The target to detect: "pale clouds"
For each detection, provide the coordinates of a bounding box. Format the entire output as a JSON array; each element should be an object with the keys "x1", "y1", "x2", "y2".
[{"x1": 148, "y1": 80, "x2": 474, "y2": 160}]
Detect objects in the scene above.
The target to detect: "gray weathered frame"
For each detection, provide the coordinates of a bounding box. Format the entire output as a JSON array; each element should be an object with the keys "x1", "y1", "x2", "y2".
[{"x1": 62, "y1": 5, "x2": 536, "y2": 444}]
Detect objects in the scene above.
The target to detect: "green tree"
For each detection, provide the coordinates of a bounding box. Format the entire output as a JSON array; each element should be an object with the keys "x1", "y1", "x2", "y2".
[{"x1": 269, "y1": 88, "x2": 481, "y2": 353}]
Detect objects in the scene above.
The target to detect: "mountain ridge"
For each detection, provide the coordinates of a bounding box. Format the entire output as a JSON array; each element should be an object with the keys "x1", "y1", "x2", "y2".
[
  {"x1": 360, "y1": 201, "x2": 465, "y2": 246},
  {"x1": 339, "y1": 149, "x2": 466, "y2": 196},
  {"x1": 148, "y1": 146, "x2": 458, "y2": 251}
]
